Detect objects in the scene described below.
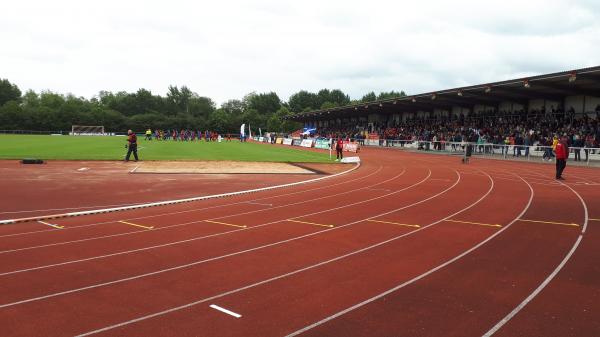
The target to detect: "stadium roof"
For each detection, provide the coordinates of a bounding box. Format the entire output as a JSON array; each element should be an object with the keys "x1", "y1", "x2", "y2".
[{"x1": 286, "y1": 66, "x2": 600, "y2": 121}]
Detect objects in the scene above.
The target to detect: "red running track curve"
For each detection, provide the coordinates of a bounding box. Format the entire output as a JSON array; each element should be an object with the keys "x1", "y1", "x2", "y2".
[{"x1": 0, "y1": 148, "x2": 599, "y2": 337}]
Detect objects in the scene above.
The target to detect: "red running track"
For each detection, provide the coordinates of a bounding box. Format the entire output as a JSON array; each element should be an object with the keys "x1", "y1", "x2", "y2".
[{"x1": 0, "y1": 148, "x2": 599, "y2": 337}]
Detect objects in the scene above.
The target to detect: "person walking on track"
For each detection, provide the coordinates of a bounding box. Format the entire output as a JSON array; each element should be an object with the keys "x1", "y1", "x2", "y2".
[
  {"x1": 555, "y1": 136, "x2": 568, "y2": 180},
  {"x1": 125, "y1": 129, "x2": 139, "y2": 162}
]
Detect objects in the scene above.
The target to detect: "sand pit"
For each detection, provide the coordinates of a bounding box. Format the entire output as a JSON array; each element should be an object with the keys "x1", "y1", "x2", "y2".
[{"x1": 132, "y1": 161, "x2": 318, "y2": 174}]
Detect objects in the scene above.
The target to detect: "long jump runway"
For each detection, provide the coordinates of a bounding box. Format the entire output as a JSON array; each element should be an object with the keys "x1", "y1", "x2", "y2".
[{"x1": 0, "y1": 148, "x2": 598, "y2": 337}]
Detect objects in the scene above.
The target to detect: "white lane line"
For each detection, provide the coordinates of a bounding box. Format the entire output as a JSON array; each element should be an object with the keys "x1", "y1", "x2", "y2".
[
  {"x1": 367, "y1": 188, "x2": 392, "y2": 192},
  {"x1": 74, "y1": 169, "x2": 486, "y2": 337},
  {"x1": 37, "y1": 221, "x2": 64, "y2": 229},
  {"x1": 129, "y1": 165, "x2": 140, "y2": 173},
  {"x1": 482, "y1": 175, "x2": 589, "y2": 336},
  {"x1": 77, "y1": 167, "x2": 90, "y2": 172},
  {"x1": 0, "y1": 168, "x2": 435, "y2": 307},
  {"x1": 286, "y1": 172, "x2": 532, "y2": 337},
  {"x1": 209, "y1": 304, "x2": 242, "y2": 318},
  {"x1": 245, "y1": 201, "x2": 273, "y2": 207}
]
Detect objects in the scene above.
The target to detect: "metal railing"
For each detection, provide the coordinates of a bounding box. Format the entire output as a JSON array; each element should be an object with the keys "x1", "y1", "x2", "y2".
[{"x1": 346, "y1": 138, "x2": 600, "y2": 165}]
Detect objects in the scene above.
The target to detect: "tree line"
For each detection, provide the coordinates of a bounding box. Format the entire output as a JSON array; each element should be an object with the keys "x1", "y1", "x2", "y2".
[{"x1": 0, "y1": 78, "x2": 406, "y2": 133}]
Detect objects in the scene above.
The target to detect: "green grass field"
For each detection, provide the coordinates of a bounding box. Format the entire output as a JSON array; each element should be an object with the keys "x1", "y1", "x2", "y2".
[{"x1": 0, "y1": 135, "x2": 333, "y2": 162}]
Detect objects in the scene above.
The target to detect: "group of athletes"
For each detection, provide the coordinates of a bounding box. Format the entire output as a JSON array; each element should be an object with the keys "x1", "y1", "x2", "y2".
[
  {"x1": 144, "y1": 129, "x2": 233, "y2": 142},
  {"x1": 124, "y1": 129, "x2": 238, "y2": 162}
]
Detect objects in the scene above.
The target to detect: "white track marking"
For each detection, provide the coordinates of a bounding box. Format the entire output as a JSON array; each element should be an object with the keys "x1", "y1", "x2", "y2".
[
  {"x1": 209, "y1": 304, "x2": 242, "y2": 318},
  {"x1": 286, "y1": 172, "x2": 532, "y2": 337},
  {"x1": 0, "y1": 168, "x2": 440, "y2": 307},
  {"x1": 0, "y1": 167, "x2": 391, "y2": 254},
  {"x1": 244, "y1": 201, "x2": 273, "y2": 207},
  {"x1": 482, "y1": 175, "x2": 589, "y2": 336},
  {"x1": 77, "y1": 167, "x2": 89, "y2": 172},
  {"x1": 36, "y1": 221, "x2": 63, "y2": 229},
  {"x1": 129, "y1": 165, "x2": 140, "y2": 173},
  {"x1": 0, "y1": 169, "x2": 410, "y2": 274},
  {"x1": 0, "y1": 164, "x2": 378, "y2": 238},
  {"x1": 366, "y1": 188, "x2": 392, "y2": 192},
  {"x1": 0, "y1": 162, "x2": 361, "y2": 225},
  {"x1": 75, "y1": 169, "x2": 494, "y2": 337}
]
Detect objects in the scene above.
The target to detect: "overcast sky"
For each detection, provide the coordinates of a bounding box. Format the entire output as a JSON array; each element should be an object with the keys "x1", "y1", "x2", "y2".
[{"x1": 1, "y1": 0, "x2": 599, "y2": 104}]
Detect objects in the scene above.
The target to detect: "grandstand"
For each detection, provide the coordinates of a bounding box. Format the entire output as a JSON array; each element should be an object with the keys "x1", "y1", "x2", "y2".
[{"x1": 286, "y1": 66, "x2": 600, "y2": 143}]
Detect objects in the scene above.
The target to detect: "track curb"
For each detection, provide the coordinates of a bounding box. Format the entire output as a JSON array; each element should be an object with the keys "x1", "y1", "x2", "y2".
[{"x1": 0, "y1": 163, "x2": 360, "y2": 225}]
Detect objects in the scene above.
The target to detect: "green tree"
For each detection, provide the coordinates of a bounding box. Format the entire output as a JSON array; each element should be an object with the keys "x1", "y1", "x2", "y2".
[
  {"x1": 0, "y1": 79, "x2": 21, "y2": 106},
  {"x1": 0, "y1": 101, "x2": 23, "y2": 129},
  {"x1": 288, "y1": 90, "x2": 318, "y2": 112},
  {"x1": 247, "y1": 92, "x2": 281, "y2": 115},
  {"x1": 320, "y1": 102, "x2": 337, "y2": 110},
  {"x1": 377, "y1": 90, "x2": 406, "y2": 100},
  {"x1": 361, "y1": 91, "x2": 377, "y2": 102}
]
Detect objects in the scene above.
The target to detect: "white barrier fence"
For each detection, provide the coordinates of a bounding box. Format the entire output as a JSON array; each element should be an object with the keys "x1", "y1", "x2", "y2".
[
  {"x1": 353, "y1": 139, "x2": 600, "y2": 165},
  {"x1": 255, "y1": 135, "x2": 599, "y2": 165}
]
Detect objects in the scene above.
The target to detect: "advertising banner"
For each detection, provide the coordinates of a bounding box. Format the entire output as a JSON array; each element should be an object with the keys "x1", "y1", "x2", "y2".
[
  {"x1": 314, "y1": 139, "x2": 331, "y2": 150},
  {"x1": 282, "y1": 138, "x2": 293, "y2": 145},
  {"x1": 292, "y1": 139, "x2": 303, "y2": 146},
  {"x1": 276, "y1": 137, "x2": 284, "y2": 144},
  {"x1": 300, "y1": 139, "x2": 314, "y2": 148}
]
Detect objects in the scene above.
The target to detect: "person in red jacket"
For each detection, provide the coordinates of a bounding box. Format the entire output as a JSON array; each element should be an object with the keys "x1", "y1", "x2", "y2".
[
  {"x1": 335, "y1": 136, "x2": 344, "y2": 161},
  {"x1": 555, "y1": 136, "x2": 568, "y2": 180},
  {"x1": 125, "y1": 130, "x2": 139, "y2": 162}
]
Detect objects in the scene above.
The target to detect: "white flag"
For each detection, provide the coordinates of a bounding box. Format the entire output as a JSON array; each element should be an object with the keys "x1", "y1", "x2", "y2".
[{"x1": 240, "y1": 124, "x2": 245, "y2": 137}]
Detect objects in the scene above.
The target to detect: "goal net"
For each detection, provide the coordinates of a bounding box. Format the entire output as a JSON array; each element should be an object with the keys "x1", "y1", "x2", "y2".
[{"x1": 70, "y1": 125, "x2": 105, "y2": 136}]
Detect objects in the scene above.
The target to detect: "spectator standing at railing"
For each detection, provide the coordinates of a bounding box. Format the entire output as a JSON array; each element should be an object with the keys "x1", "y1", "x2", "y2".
[
  {"x1": 515, "y1": 133, "x2": 523, "y2": 157},
  {"x1": 572, "y1": 135, "x2": 583, "y2": 161},
  {"x1": 584, "y1": 135, "x2": 594, "y2": 161},
  {"x1": 523, "y1": 133, "x2": 531, "y2": 157},
  {"x1": 555, "y1": 136, "x2": 568, "y2": 180}
]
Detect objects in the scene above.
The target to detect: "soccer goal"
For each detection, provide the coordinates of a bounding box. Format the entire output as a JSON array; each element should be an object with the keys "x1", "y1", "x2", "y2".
[{"x1": 70, "y1": 125, "x2": 105, "y2": 136}]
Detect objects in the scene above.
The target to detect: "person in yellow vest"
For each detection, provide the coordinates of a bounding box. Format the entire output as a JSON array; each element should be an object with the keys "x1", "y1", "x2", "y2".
[
  {"x1": 552, "y1": 135, "x2": 559, "y2": 150},
  {"x1": 145, "y1": 129, "x2": 152, "y2": 141}
]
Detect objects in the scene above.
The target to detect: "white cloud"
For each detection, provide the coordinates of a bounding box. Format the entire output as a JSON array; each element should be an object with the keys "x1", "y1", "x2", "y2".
[{"x1": 1, "y1": 0, "x2": 598, "y2": 104}]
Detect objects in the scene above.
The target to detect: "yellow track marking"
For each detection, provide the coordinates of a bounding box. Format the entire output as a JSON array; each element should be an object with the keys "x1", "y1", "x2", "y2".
[
  {"x1": 204, "y1": 220, "x2": 247, "y2": 229},
  {"x1": 37, "y1": 220, "x2": 64, "y2": 229},
  {"x1": 590, "y1": 218, "x2": 600, "y2": 222},
  {"x1": 445, "y1": 219, "x2": 502, "y2": 228},
  {"x1": 288, "y1": 219, "x2": 334, "y2": 228},
  {"x1": 118, "y1": 220, "x2": 154, "y2": 230},
  {"x1": 518, "y1": 219, "x2": 579, "y2": 227},
  {"x1": 367, "y1": 219, "x2": 420, "y2": 228}
]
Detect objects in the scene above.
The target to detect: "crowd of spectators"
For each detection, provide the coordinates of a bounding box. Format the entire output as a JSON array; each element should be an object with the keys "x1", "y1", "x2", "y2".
[{"x1": 314, "y1": 106, "x2": 600, "y2": 160}]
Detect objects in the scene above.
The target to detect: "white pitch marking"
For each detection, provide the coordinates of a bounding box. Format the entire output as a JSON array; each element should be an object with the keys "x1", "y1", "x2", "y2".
[
  {"x1": 209, "y1": 304, "x2": 242, "y2": 318},
  {"x1": 37, "y1": 221, "x2": 63, "y2": 229}
]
